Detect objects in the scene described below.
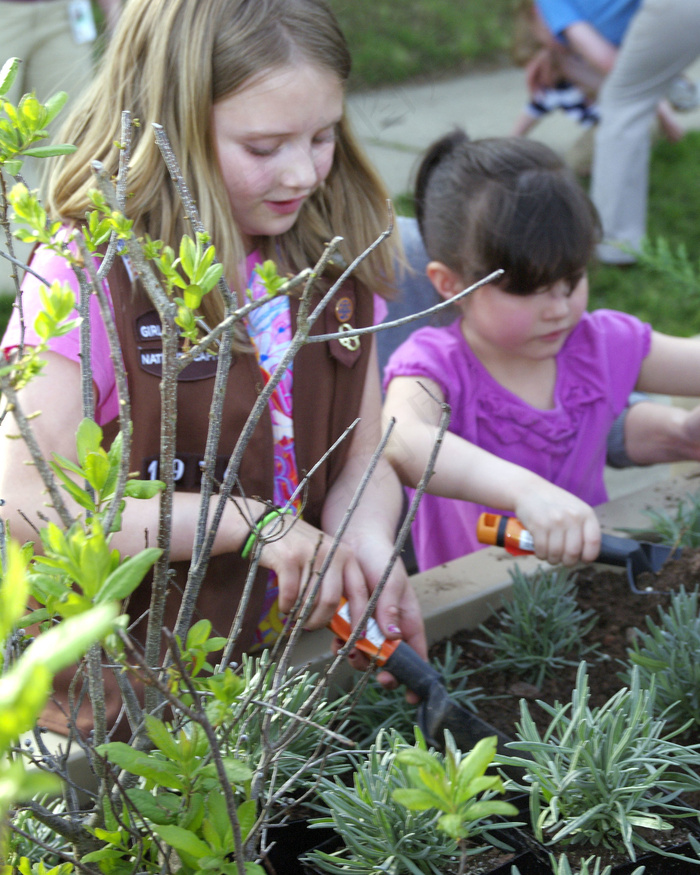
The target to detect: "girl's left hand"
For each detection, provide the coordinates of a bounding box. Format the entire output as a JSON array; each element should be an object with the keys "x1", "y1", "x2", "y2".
[{"x1": 333, "y1": 529, "x2": 427, "y2": 703}]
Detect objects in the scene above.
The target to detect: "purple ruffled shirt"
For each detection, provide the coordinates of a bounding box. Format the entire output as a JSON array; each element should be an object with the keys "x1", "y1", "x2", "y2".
[{"x1": 383, "y1": 309, "x2": 652, "y2": 571}]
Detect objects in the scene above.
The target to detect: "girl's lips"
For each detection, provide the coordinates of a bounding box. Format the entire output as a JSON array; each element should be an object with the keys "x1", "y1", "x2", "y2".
[
  {"x1": 539, "y1": 329, "x2": 568, "y2": 343},
  {"x1": 265, "y1": 197, "x2": 306, "y2": 215}
]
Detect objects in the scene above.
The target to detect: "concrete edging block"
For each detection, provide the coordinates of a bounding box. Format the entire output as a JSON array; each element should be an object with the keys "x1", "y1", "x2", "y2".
[{"x1": 292, "y1": 464, "x2": 700, "y2": 678}]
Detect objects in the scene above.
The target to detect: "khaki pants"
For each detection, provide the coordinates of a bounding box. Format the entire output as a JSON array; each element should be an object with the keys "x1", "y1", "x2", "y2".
[{"x1": 591, "y1": 0, "x2": 700, "y2": 261}]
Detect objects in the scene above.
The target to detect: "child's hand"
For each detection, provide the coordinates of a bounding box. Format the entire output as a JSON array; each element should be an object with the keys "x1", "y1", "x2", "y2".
[
  {"x1": 514, "y1": 487, "x2": 601, "y2": 567},
  {"x1": 334, "y1": 529, "x2": 427, "y2": 705},
  {"x1": 258, "y1": 516, "x2": 367, "y2": 630}
]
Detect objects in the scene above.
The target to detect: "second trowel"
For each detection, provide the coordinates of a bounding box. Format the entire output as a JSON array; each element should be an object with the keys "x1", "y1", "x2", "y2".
[{"x1": 330, "y1": 598, "x2": 518, "y2": 766}]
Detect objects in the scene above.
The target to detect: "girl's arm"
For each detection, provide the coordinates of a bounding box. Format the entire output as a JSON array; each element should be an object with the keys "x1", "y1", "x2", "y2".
[
  {"x1": 620, "y1": 400, "x2": 700, "y2": 465},
  {"x1": 322, "y1": 340, "x2": 427, "y2": 663},
  {"x1": 0, "y1": 351, "x2": 376, "y2": 633},
  {"x1": 383, "y1": 375, "x2": 601, "y2": 567},
  {"x1": 622, "y1": 331, "x2": 700, "y2": 464},
  {"x1": 637, "y1": 331, "x2": 700, "y2": 396}
]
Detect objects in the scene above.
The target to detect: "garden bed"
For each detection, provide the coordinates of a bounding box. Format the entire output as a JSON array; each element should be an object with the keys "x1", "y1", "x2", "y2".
[{"x1": 428, "y1": 547, "x2": 700, "y2": 745}]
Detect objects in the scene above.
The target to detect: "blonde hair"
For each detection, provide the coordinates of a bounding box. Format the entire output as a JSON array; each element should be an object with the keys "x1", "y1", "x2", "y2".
[{"x1": 47, "y1": 0, "x2": 398, "y2": 328}]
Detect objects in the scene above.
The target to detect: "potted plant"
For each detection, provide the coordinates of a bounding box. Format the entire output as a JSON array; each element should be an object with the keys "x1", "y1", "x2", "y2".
[
  {"x1": 302, "y1": 728, "x2": 536, "y2": 875},
  {"x1": 621, "y1": 585, "x2": 700, "y2": 737},
  {"x1": 496, "y1": 662, "x2": 700, "y2": 872}
]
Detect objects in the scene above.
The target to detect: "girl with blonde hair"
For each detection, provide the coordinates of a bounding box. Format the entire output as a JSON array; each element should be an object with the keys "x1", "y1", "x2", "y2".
[{"x1": 1, "y1": 0, "x2": 425, "y2": 737}]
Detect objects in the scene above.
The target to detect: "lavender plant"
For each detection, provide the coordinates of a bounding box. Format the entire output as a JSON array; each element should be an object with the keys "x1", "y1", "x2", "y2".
[
  {"x1": 621, "y1": 585, "x2": 700, "y2": 733},
  {"x1": 472, "y1": 566, "x2": 599, "y2": 687},
  {"x1": 305, "y1": 729, "x2": 519, "y2": 875},
  {"x1": 498, "y1": 662, "x2": 700, "y2": 864}
]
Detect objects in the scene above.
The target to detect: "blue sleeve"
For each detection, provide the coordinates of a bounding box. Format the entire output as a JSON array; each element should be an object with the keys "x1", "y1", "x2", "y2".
[{"x1": 535, "y1": 0, "x2": 583, "y2": 39}]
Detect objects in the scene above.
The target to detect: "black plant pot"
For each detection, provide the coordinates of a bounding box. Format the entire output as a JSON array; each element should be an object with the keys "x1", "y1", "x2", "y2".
[
  {"x1": 515, "y1": 827, "x2": 700, "y2": 874},
  {"x1": 504, "y1": 792, "x2": 700, "y2": 874},
  {"x1": 300, "y1": 828, "x2": 546, "y2": 875},
  {"x1": 262, "y1": 819, "x2": 336, "y2": 875}
]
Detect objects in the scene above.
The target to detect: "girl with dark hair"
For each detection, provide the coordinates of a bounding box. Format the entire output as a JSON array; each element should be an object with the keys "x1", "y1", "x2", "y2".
[{"x1": 383, "y1": 129, "x2": 700, "y2": 572}]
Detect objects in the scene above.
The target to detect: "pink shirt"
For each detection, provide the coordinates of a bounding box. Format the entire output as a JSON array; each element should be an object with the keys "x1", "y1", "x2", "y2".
[
  {"x1": 383, "y1": 310, "x2": 652, "y2": 571},
  {"x1": 3, "y1": 242, "x2": 119, "y2": 424}
]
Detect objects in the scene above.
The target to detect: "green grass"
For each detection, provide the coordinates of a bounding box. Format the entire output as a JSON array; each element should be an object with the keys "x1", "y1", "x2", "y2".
[
  {"x1": 587, "y1": 131, "x2": 700, "y2": 337},
  {"x1": 330, "y1": 0, "x2": 515, "y2": 90}
]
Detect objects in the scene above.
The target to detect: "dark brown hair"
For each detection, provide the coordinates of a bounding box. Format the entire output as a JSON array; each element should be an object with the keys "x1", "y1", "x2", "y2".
[{"x1": 415, "y1": 128, "x2": 600, "y2": 295}]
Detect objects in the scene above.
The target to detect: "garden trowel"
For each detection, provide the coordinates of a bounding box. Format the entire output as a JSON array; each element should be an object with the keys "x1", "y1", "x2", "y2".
[
  {"x1": 476, "y1": 512, "x2": 682, "y2": 594},
  {"x1": 329, "y1": 598, "x2": 518, "y2": 762}
]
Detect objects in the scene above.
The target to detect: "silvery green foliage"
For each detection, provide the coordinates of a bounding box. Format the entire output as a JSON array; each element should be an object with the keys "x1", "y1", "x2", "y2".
[
  {"x1": 304, "y1": 729, "x2": 461, "y2": 875},
  {"x1": 498, "y1": 663, "x2": 700, "y2": 863},
  {"x1": 622, "y1": 585, "x2": 700, "y2": 732},
  {"x1": 544, "y1": 853, "x2": 645, "y2": 875},
  {"x1": 472, "y1": 566, "x2": 599, "y2": 686},
  {"x1": 629, "y1": 490, "x2": 700, "y2": 549},
  {"x1": 218, "y1": 652, "x2": 354, "y2": 796}
]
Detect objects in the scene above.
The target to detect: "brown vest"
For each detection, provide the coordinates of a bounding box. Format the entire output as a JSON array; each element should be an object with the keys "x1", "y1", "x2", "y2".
[{"x1": 42, "y1": 256, "x2": 373, "y2": 739}]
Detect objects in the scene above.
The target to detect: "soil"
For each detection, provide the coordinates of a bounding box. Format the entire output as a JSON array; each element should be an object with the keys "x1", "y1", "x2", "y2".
[
  {"x1": 429, "y1": 547, "x2": 700, "y2": 745},
  {"x1": 427, "y1": 547, "x2": 700, "y2": 870}
]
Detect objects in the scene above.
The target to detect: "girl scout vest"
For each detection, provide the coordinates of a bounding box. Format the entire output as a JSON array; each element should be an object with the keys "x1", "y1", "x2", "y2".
[{"x1": 43, "y1": 255, "x2": 373, "y2": 740}]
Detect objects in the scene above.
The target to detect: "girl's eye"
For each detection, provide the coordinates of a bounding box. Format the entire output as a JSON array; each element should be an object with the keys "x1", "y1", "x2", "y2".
[
  {"x1": 313, "y1": 126, "x2": 337, "y2": 146},
  {"x1": 246, "y1": 144, "x2": 278, "y2": 157}
]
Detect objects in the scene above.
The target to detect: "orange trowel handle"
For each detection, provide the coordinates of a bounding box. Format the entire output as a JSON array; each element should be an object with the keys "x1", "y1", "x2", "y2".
[
  {"x1": 328, "y1": 597, "x2": 400, "y2": 667},
  {"x1": 476, "y1": 512, "x2": 535, "y2": 557}
]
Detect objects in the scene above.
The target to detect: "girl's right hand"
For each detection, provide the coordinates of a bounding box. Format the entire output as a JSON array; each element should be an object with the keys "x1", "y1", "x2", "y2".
[
  {"x1": 514, "y1": 486, "x2": 601, "y2": 567},
  {"x1": 257, "y1": 516, "x2": 367, "y2": 632}
]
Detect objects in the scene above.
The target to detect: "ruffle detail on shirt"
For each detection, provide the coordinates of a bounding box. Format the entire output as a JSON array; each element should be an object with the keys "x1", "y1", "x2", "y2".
[{"x1": 475, "y1": 340, "x2": 608, "y2": 454}]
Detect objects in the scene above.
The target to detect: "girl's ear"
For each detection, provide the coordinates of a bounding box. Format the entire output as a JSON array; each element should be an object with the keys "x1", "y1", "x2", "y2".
[{"x1": 426, "y1": 261, "x2": 466, "y2": 301}]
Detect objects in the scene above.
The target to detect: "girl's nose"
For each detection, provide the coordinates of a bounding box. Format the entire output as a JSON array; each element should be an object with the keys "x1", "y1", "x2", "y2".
[
  {"x1": 281, "y1": 144, "x2": 318, "y2": 190},
  {"x1": 543, "y1": 286, "x2": 571, "y2": 319}
]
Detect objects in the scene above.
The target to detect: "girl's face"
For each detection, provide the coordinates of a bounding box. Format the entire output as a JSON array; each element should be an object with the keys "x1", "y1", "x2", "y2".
[
  {"x1": 211, "y1": 62, "x2": 344, "y2": 251},
  {"x1": 461, "y1": 273, "x2": 589, "y2": 362}
]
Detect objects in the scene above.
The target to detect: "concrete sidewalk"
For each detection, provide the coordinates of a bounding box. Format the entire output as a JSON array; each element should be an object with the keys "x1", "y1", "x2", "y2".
[{"x1": 347, "y1": 57, "x2": 700, "y2": 198}]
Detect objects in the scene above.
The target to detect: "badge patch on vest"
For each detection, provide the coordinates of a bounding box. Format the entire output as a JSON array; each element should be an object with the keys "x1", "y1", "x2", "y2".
[{"x1": 135, "y1": 310, "x2": 221, "y2": 381}]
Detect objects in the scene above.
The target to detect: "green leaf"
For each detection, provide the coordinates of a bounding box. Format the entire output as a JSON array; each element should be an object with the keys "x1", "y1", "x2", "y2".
[
  {"x1": 97, "y1": 742, "x2": 186, "y2": 791},
  {"x1": 125, "y1": 787, "x2": 181, "y2": 824},
  {"x1": 183, "y1": 283, "x2": 204, "y2": 310},
  {"x1": 48, "y1": 461, "x2": 95, "y2": 512},
  {"x1": 151, "y1": 823, "x2": 212, "y2": 859},
  {"x1": 437, "y1": 812, "x2": 464, "y2": 840},
  {"x1": 186, "y1": 618, "x2": 213, "y2": 648},
  {"x1": 205, "y1": 789, "x2": 232, "y2": 846},
  {"x1": 96, "y1": 548, "x2": 162, "y2": 603},
  {"x1": 3, "y1": 158, "x2": 22, "y2": 176},
  {"x1": 123, "y1": 479, "x2": 165, "y2": 499},
  {"x1": 76, "y1": 418, "x2": 103, "y2": 468},
  {"x1": 0, "y1": 539, "x2": 29, "y2": 640},
  {"x1": 222, "y1": 756, "x2": 254, "y2": 785},
  {"x1": 42, "y1": 90, "x2": 68, "y2": 124},
  {"x1": 17, "y1": 602, "x2": 118, "y2": 674},
  {"x1": 392, "y1": 787, "x2": 442, "y2": 811},
  {"x1": 21, "y1": 144, "x2": 76, "y2": 158},
  {"x1": 179, "y1": 235, "x2": 196, "y2": 278},
  {"x1": 84, "y1": 451, "x2": 110, "y2": 492},
  {"x1": 145, "y1": 714, "x2": 182, "y2": 762},
  {"x1": 395, "y1": 747, "x2": 442, "y2": 773},
  {"x1": 456, "y1": 735, "x2": 497, "y2": 792},
  {"x1": 0, "y1": 58, "x2": 20, "y2": 97},
  {"x1": 237, "y1": 798, "x2": 257, "y2": 842}
]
